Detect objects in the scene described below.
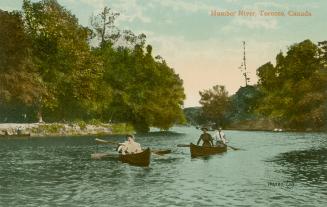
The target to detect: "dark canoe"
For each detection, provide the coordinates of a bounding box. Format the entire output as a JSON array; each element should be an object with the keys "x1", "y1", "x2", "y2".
[
  {"x1": 190, "y1": 143, "x2": 227, "y2": 158},
  {"x1": 119, "y1": 148, "x2": 151, "y2": 167}
]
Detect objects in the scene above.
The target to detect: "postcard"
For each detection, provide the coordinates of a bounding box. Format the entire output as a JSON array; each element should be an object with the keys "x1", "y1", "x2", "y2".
[{"x1": 0, "y1": 1, "x2": 326, "y2": 206}]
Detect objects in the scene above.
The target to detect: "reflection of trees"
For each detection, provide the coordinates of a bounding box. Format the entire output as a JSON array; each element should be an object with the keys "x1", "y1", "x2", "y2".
[{"x1": 270, "y1": 148, "x2": 327, "y2": 185}]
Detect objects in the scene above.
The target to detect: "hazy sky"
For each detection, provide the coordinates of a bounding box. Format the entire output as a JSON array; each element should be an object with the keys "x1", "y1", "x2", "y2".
[{"x1": 1, "y1": 0, "x2": 326, "y2": 107}]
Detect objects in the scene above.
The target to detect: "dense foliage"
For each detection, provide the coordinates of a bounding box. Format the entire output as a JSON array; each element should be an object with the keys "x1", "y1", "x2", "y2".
[
  {"x1": 199, "y1": 85, "x2": 230, "y2": 127},
  {"x1": 256, "y1": 40, "x2": 327, "y2": 130},
  {"x1": 23, "y1": 0, "x2": 103, "y2": 122},
  {"x1": 189, "y1": 40, "x2": 327, "y2": 131},
  {"x1": 0, "y1": 9, "x2": 44, "y2": 122},
  {"x1": 183, "y1": 107, "x2": 206, "y2": 126},
  {"x1": 0, "y1": 0, "x2": 185, "y2": 132},
  {"x1": 228, "y1": 85, "x2": 262, "y2": 122}
]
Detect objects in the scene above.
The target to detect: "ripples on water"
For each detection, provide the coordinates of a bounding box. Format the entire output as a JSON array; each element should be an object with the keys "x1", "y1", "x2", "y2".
[
  {"x1": 266, "y1": 147, "x2": 327, "y2": 195},
  {"x1": 0, "y1": 127, "x2": 326, "y2": 206}
]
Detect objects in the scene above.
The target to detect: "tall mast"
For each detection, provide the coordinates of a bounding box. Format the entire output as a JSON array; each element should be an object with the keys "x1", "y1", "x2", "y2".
[{"x1": 240, "y1": 41, "x2": 249, "y2": 86}]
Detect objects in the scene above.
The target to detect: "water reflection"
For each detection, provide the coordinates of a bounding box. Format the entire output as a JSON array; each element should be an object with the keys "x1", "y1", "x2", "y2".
[
  {"x1": 138, "y1": 130, "x2": 186, "y2": 137},
  {"x1": 1, "y1": 129, "x2": 327, "y2": 207},
  {"x1": 153, "y1": 157, "x2": 181, "y2": 164},
  {"x1": 191, "y1": 156, "x2": 212, "y2": 161},
  {"x1": 269, "y1": 148, "x2": 327, "y2": 185}
]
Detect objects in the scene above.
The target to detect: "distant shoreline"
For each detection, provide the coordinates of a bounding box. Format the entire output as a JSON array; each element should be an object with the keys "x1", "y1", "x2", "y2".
[
  {"x1": 1, "y1": 123, "x2": 323, "y2": 138},
  {"x1": 0, "y1": 123, "x2": 134, "y2": 138}
]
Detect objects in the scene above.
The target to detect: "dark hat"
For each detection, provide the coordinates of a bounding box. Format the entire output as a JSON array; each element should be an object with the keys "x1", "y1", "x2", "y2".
[
  {"x1": 126, "y1": 134, "x2": 135, "y2": 140},
  {"x1": 201, "y1": 127, "x2": 209, "y2": 131}
]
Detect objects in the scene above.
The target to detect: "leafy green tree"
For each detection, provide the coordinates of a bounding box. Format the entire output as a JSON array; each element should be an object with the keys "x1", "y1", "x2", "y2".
[
  {"x1": 228, "y1": 85, "x2": 262, "y2": 122},
  {"x1": 319, "y1": 41, "x2": 327, "y2": 65},
  {"x1": 0, "y1": 10, "x2": 42, "y2": 105},
  {"x1": 183, "y1": 107, "x2": 207, "y2": 126},
  {"x1": 199, "y1": 85, "x2": 230, "y2": 127},
  {"x1": 90, "y1": 7, "x2": 185, "y2": 132},
  {"x1": 94, "y1": 43, "x2": 185, "y2": 132},
  {"x1": 0, "y1": 10, "x2": 44, "y2": 122},
  {"x1": 256, "y1": 40, "x2": 327, "y2": 130},
  {"x1": 1, "y1": 1, "x2": 186, "y2": 129},
  {"x1": 22, "y1": 0, "x2": 105, "y2": 121}
]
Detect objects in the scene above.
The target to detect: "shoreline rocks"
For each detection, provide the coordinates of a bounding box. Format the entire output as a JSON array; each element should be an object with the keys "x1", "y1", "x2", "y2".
[{"x1": 0, "y1": 123, "x2": 133, "y2": 137}]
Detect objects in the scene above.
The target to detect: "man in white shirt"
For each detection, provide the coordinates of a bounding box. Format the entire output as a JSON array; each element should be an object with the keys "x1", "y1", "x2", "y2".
[
  {"x1": 214, "y1": 128, "x2": 227, "y2": 146},
  {"x1": 117, "y1": 134, "x2": 142, "y2": 155}
]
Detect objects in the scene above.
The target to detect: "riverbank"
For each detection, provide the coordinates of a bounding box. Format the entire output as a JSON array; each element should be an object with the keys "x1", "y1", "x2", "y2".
[
  {"x1": 227, "y1": 119, "x2": 276, "y2": 131},
  {"x1": 0, "y1": 123, "x2": 134, "y2": 137},
  {"x1": 226, "y1": 119, "x2": 325, "y2": 132}
]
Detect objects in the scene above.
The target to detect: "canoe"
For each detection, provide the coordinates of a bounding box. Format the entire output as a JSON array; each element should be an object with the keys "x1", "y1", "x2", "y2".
[
  {"x1": 190, "y1": 143, "x2": 227, "y2": 158},
  {"x1": 91, "y1": 149, "x2": 151, "y2": 166},
  {"x1": 119, "y1": 148, "x2": 151, "y2": 167}
]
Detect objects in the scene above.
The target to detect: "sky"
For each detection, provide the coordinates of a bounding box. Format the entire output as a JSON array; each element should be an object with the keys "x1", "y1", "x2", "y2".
[{"x1": 1, "y1": 0, "x2": 327, "y2": 107}]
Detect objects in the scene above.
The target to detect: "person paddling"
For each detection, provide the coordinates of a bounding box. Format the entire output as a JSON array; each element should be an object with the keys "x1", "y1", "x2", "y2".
[
  {"x1": 117, "y1": 134, "x2": 142, "y2": 155},
  {"x1": 197, "y1": 127, "x2": 214, "y2": 147}
]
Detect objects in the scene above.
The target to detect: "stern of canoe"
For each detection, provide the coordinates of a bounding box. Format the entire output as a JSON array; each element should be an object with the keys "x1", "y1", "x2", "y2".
[{"x1": 119, "y1": 148, "x2": 151, "y2": 167}]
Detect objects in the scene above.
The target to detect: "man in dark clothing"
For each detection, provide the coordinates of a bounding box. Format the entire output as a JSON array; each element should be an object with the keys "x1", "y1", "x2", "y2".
[{"x1": 197, "y1": 127, "x2": 214, "y2": 147}]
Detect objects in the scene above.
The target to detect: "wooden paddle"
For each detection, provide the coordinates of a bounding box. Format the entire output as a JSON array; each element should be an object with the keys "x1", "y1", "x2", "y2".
[
  {"x1": 95, "y1": 138, "x2": 172, "y2": 155},
  {"x1": 177, "y1": 143, "x2": 240, "y2": 150},
  {"x1": 177, "y1": 144, "x2": 190, "y2": 147},
  {"x1": 95, "y1": 138, "x2": 120, "y2": 145},
  {"x1": 227, "y1": 145, "x2": 240, "y2": 150},
  {"x1": 152, "y1": 149, "x2": 172, "y2": 155}
]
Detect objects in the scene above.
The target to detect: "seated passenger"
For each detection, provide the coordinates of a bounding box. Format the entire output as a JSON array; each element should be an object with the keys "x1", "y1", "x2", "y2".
[
  {"x1": 214, "y1": 128, "x2": 227, "y2": 146},
  {"x1": 117, "y1": 134, "x2": 142, "y2": 155}
]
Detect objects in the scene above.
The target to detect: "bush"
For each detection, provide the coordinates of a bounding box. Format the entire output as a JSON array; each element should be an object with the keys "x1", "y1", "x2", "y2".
[
  {"x1": 111, "y1": 123, "x2": 134, "y2": 134},
  {"x1": 88, "y1": 119, "x2": 102, "y2": 126},
  {"x1": 39, "y1": 124, "x2": 64, "y2": 134},
  {"x1": 76, "y1": 120, "x2": 87, "y2": 130}
]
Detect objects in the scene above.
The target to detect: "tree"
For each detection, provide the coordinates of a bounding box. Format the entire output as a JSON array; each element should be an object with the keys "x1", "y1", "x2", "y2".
[
  {"x1": 22, "y1": 0, "x2": 105, "y2": 121},
  {"x1": 93, "y1": 42, "x2": 185, "y2": 132},
  {"x1": 183, "y1": 107, "x2": 206, "y2": 126},
  {"x1": 0, "y1": 10, "x2": 44, "y2": 122},
  {"x1": 1, "y1": 2, "x2": 186, "y2": 129},
  {"x1": 228, "y1": 85, "x2": 262, "y2": 122},
  {"x1": 199, "y1": 85, "x2": 230, "y2": 127},
  {"x1": 256, "y1": 40, "x2": 327, "y2": 130},
  {"x1": 318, "y1": 41, "x2": 327, "y2": 66},
  {"x1": 90, "y1": 7, "x2": 185, "y2": 132},
  {"x1": 90, "y1": 6, "x2": 120, "y2": 46}
]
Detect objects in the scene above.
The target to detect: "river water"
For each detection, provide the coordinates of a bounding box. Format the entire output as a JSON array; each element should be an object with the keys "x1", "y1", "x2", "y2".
[{"x1": 0, "y1": 126, "x2": 326, "y2": 206}]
